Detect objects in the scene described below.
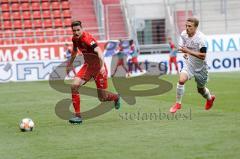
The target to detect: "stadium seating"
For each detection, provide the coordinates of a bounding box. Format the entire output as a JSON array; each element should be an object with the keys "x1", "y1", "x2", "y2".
[
  {"x1": 22, "y1": 11, "x2": 31, "y2": 20},
  {"x1": 0, "y1": 0, "x2": 74, "y2": 44},
  {"x1": 33, "y1": 11, "x2": 42, "y2": 19},
  {"x1": 70, "y1": 0, "x2": 100, "y2": 39},
  {"x1": 102, "y1": 0, "x2": 128, "y2": 39},
  {"x1": 21, "y1": 3, "x2": 30, "y2": 11}
]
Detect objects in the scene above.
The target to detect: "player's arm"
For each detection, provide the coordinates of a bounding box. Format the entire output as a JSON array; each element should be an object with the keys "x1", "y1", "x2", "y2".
[
  {"x1": 69, "y1": 47, "x2": 78, "y2": 65},
  {"x1": 179, "y1": 47, "x2": 206, "y2": 60},
  {"x1": 94, "y1": 46, "x2": 105, "y2": 72},
  {"x1": 66, "y1": 43, "x2": 78, "y2": 74}
]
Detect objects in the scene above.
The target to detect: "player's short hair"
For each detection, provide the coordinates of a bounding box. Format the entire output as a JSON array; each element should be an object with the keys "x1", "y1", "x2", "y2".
[
  {"x1": 71, "y1": 20, "x2": 82, "y2": 28},
  {"x1": 187, "y1": 17, "x2": 199, "y2": 27}
]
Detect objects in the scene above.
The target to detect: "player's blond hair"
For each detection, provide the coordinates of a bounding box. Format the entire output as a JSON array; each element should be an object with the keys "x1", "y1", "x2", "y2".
[{"x1": 187, "y1": 17, "x2": 199, "y2": 27}]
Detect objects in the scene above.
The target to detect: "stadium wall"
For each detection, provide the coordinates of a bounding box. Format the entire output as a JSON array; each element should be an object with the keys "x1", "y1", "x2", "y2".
[{"x1": 0, "y1": 34, "x2": 240, "y2": 83}]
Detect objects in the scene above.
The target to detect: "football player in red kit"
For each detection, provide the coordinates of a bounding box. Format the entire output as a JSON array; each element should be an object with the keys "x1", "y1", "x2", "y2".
[{"x1": 66, "y1": 21, "x2": 120, "y2": 124}]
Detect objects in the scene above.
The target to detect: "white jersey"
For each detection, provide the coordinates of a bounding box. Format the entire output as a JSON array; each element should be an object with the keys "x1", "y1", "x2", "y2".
[{"x1": 179, "y1": 30, "x2": 207, "y2": 71}]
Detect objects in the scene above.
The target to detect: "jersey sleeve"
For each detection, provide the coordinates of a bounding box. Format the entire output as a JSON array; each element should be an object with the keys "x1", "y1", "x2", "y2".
[
  {"x1": 84, "y1": 33, "x2": 98, "y2": 50},
  {"x1": 199, "y1": 35, "x2": 207, "y2": 49}
]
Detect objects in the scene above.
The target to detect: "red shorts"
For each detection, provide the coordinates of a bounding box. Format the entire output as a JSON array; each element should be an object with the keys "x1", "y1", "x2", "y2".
[
  {"x1": 131, "y1": 57, "x2": 138, "y2": 63},
  {"x1": 169, "y1": 56, "x2": 177, "y2": 63},
  {"x1": 117, "y1": 59, "x2": 124, "y2": 66},
  {"x1": 76, "y1": 63, "x2": 108, "y2": 89}
]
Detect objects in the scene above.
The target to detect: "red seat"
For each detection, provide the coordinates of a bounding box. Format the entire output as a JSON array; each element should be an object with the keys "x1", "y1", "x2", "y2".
[
  {"x1": 44, "y1": 19, "x2": 53, "y2": 28},
  {"x1": 22, "y1": 11, "x2": 31, "y2": 19},
  {"x1": 36, "y1": 37, "x2": 45, "y2": 43},
  {"x1": 11, "y1": 0, "x2": 19, "y2": 3},
  {"x1": 46, "y1": 37, "x2": 56, "y2": 43},
  {"x1": 36, "y1": 29, "x2": 44, "y2": 36},
  {"x1": 25, "y1": 30, "x2": 34, "y2": 37},
  {"x1": 66, "y1": 29, "x2": 72, "y2": 35},
  {"x1": 54, "y1": 19, "x2": 63, "y2": 28},
  {"x1": 4, "y1": 39, "x2": 14, "y2": 45},
  {"x1": 64, "y1": 18, "x2": 71, "y2": 27},
  {"x1": 42, "y1": 10, "x2": 51, "y2": 19},
  {"x1": 4, "y1": 21, "x2": 11, "y2": 29},
  {"x1": 56, "y1": 29, "x2": 65, "y2": 35},
  {"x1": 42, "y1": 2, "x2": 50, "y2": 10},
  {"x1": 32, "y1": 3, "x2": 40, "y2": 10},
  {"x1": 52, "y1": 2, "x2": 60, "y2": 10},
  {"x1": 13, "y1": 20, "x2": 22, "y2": 29},
  {"x1": 33, "y1": 11, "x2": 41, "y2": 19},
  {"x1": 21, "y1": 3, "x2": 30, "y2": 11},
  {"x1": 53, "y1": 10, "x2": 61, "y2": 18},
  {"x1": 66, "y1": 36, "x2": 72, "y2": 42},
  {"x1": 63, "y1": 10, "x2": 71, "y2": 18},
  {"x1": 15, "y1": 30, "x2": 24, "y2": 37},
  {"x1": 23, "y1": 20, "x2": 32, "y2": 29},
  {"x1": 15, "y1": 38, "x2": 25, "y2": 44},
  {"x1": 2, "y1": 12, "x2": 11, "y2": 20},
  {"x1": 11, "y1": 3, "x2": 20, "y2": 11},
  {"x1": 26, "y1": 38, "x2": 35, "y2": 43},
  {"x1": 45, "y1": 29, "x2": 55, "y2": 36},
  {"x1": 0, "y1": 39, "x2": 3, "y2": 45},
  {"x1": 34, "y1": 20, "x2": 42, "y2": 28},
  {"x1": 4, "y1": 32, "x2": 13, "y2": 38},
  {"x1": 59, "y1": 36, "x2": 68, "y2": 42},
  {"x1": 0, "y1": 0, "x2": 9, "y2": 3},
  {"x1": 62, "y1": 1, "x2": 70, "y2": 9},
  {"x1": 12, "y1": 12, "x2": 21, "y2": 20},
  {"x1": 1, "y1": 3, "x2": 10, "y2": 11}
]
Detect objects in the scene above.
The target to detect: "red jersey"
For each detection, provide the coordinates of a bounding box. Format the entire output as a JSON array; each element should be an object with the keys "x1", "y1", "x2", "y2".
[
  {"x1": 169, "y1": 41, "x2": 175, "y2": 50},
  {"x1": 72, "y1": 31, "x2": 100, "y2": 65}
]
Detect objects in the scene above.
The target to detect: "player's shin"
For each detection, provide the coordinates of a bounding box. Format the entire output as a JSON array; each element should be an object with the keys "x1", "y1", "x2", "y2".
[
  {"x1": 176, "y1": 82, "x2": 185, "y2": 104},
  {"x1": 200, "y1": 87, "x2": 211, "y2": 100},
  {"x1": 71, "y1": 86, "x2": 80, "y2": 117}
]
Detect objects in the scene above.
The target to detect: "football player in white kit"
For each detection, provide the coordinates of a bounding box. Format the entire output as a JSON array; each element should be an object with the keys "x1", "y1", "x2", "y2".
[{"x1": 170, "y1": 17, "x2": 215, "y2": 113}]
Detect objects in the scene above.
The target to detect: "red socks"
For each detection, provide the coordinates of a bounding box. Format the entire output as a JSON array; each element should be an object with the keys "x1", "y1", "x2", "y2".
[
  {"x1": 72, "y1": 93, "x2": 80, "y2": 115},
  {"x1": 106, "y1": 93, "x2": 118, "y2": 101}
]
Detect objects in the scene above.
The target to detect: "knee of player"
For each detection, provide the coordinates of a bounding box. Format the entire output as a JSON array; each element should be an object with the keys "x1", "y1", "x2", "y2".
[
  {"x1": 98, "y1": 96, "x2": 106, "y2": 102},
  {"x1": 71, "y1": 84, "x2": 80, "y2": 92},
  {"x1": 178, "y1": 80, "x2": 185, "y2": 85}
]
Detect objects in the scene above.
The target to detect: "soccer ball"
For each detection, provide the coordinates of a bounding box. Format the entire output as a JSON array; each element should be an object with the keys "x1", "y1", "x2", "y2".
[{"x1": 19, "y1": 118, "x2": 34, "y2": 132}]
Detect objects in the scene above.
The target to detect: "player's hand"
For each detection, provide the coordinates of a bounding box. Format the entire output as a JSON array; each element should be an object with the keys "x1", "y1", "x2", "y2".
[
  {"x1": 178, "y1": 47, "x2": 190, "y2": 54},
  {"x1": 100, "y1": 65, "x2": 106, "y2": 75}
]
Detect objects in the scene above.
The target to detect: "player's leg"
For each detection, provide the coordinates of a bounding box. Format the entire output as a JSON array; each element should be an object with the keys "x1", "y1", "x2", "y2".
[
  {"x1": 135, "y1": 62, "x2": 143, "y2": 72},
  {"x1": 128, "y1": 59, "x2": 133, "y2": 74},
  {"x1": 69, "y1": 77, "x2": 86, "y2": 124},
  {"x1": 169, "y1": 58, "x2": 172, "y2": 74},
  {"x1": 111, "y1": 64, "x2": 119, "y2": 77},
  {"x1": 69, "y1": 64, "x2": 90, "y2": 124},
  {"x1": 97, "y1": 89, "x2": 120, "y2": 109},
  {"x1": 170, "y1": 70, "x2": 189, "y2": 113},
  {"x1": 94, "y1": 67, "x2": 121, "y2": 109},
  {"x1": 173, "y1": 57, "x2": 179, "y2": 73},
  {"x1": 195, "y1": 72, "x2": 215, "y2": 110}
]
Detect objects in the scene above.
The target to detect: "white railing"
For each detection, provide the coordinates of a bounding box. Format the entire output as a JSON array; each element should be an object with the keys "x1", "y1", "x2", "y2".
[{"x1": 93, "y1": 0, "x2": 105, "y2": 40}]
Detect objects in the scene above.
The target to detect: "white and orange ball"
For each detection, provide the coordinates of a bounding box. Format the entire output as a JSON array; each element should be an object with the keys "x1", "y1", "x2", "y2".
[{"x1": 19, "y1": 118, "x2": 34, "y2": 132}]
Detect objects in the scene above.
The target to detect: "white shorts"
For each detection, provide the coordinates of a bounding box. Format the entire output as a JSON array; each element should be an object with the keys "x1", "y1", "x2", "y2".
[{"x1": 181, "y1": 65, "x2": 208, "y2": 88}]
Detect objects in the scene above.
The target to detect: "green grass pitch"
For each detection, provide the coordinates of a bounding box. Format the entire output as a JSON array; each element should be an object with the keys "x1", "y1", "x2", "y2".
[{"x1": 0, "y1": 72, "x2": 239, "y2": 159}]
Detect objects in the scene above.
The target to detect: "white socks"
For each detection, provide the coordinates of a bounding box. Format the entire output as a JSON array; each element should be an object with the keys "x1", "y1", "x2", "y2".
[
  {"x1": 202, "y1": 87, "x2": 211, "y2": 100},
  {"x1": 176, "y1": 83, "x2": 185, "y2": 104}
]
